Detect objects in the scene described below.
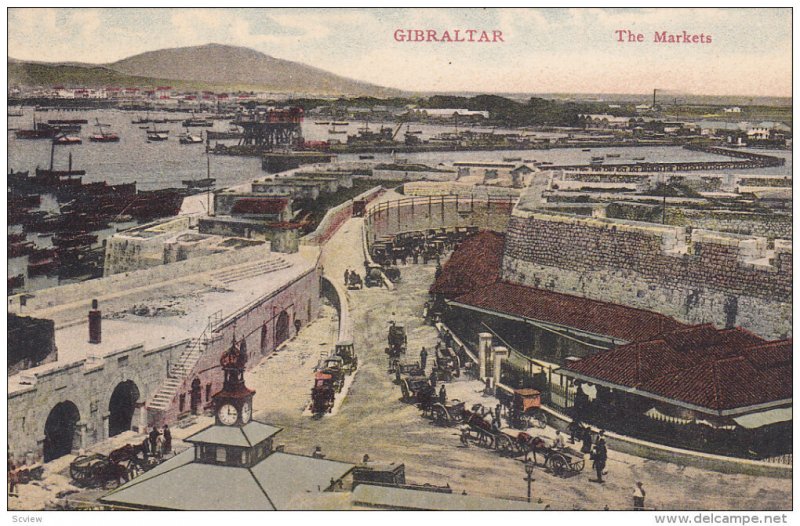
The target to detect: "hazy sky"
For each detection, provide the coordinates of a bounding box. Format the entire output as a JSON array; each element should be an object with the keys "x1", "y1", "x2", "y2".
[{"x1": 7, "y1": 7, "x2": 792, "y2": 97}]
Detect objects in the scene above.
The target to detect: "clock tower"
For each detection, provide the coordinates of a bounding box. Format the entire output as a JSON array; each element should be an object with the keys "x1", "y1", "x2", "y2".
[{"x1": 213, "y1": 336, "x2": 255, "y2": 426}]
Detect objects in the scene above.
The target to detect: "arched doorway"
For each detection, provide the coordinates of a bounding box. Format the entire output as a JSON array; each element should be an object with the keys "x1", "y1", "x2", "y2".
[
  {"x1": 275, "y1": 310, "x2": 290, "y2": 347},
  {"x1": 43, "y1": 401, "x2": 81, "y2": 462},
  {"x1": 190, "y1": 378, "x2": 202, "y2": 415},
  {"x1": 109, "y1": 380, "x2": 140, "y2": 437}
]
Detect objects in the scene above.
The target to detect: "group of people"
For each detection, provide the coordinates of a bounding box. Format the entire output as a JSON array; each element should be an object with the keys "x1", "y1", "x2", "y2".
[
  {"x1": 142, "y1": 425, "x2": 172, "y2": 460},
  {"x1": 343, "y1": 268, "x2": 361, "y2": 286}
]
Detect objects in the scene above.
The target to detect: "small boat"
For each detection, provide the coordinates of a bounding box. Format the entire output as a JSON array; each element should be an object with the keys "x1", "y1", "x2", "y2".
[
  {"x1": 607, "y1": 153, "x2": 621, "y2": 158},
  {"x1": 328, "y1": 129, "x2": 347, "y2": 134},
  {"x1": 582, "y1": 148, "x2": 591, "y2": 152},
  {"x1": 314, "y1": 121, "x2": 330, "y2": 125},
  {"x1": 503, "y1": 157, "x2": 522, "y2": 162},
  {"x1": 331, "y1": 121, "x2": 349, "y2": 126},
  {"x1": 28, "y1": 258, "x2": 59, "y2": 276},
  {"x1": 89, "y1": 118, "x2": 120, "y2": 142},
  {"x1": 359, "y1": 155, "x2": 375, "y2": 160},
  {"x1": 179, "y1": 132, "x2": 203, "y2": 144},
  {"x1": 8, "y1": 274, "x2": 24, "y2": 290},
  {"x1": 591, "y1": 156, "x2": 604, "y2": 161},
  {"x1": 633, "y1": 157, "x2": 646, "y2": 161},
  {"x1": 181, "y1": 177, "x2": 216, "y2": 189},
  {"x1": 53, "y1": 134, "x2": 82, "y2": 145},
  {"x1": 146, "y1": 128, "x2": 169, "y2": 141},
  {"x1": 8, "y1": 110, "x2": 23, "y2": 117},
  {"x1": 182, "y1": 118, "x2": 213, "y2": 127},
  {"x1": 407, "y1": 130, "x2": 423, "y2": 135}
]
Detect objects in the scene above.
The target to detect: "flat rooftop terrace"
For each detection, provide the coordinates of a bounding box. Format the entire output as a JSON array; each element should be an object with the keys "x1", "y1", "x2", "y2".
[{"x1": 9, "y1": 247, "x2": 319, "y2": 394}]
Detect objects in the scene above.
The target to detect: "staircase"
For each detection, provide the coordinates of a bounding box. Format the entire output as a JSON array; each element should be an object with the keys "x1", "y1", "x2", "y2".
[
  {"x1": 147, "y1": 337, "x2": 205, "y2": 412},
  {"x1": 210, "y1": 257, "x2": 291, "y2": 285}
]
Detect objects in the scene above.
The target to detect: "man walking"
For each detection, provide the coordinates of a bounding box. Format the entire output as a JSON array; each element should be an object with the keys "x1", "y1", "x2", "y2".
[
  {"x1": 162, "y1": 425, "x2": 172, "y2": 457},
  {"x1": 591, "y1": 437, "x2": 608, "y2": 483},
  {"x1": 633, "y1": 482, "x2": 646, "y2": 510},
  {"x1": 438, "y1": 384, "x2": 447, "y2": 404},
  {"x1": 420, "y1": 347, "x2": 428, "y2": 370},
  {"x1": 149, "y1": 427, "x2": 160, "y2": 456}
]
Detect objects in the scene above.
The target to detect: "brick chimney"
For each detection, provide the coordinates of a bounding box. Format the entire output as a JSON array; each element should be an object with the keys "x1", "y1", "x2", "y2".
[{"x1": 88, "y1": 299, "x2": 102, "y2": 344}]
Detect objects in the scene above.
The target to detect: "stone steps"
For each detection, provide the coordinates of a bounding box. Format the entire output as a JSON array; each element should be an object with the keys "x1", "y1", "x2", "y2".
[
  {"x1": 210, "y1": 257, "x2": 291, "y2": 285},
  {"x1": 147, "y1": 339, "x2": 204, "y2": 412}
]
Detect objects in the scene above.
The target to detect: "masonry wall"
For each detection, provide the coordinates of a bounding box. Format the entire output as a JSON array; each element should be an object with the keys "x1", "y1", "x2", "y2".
[
  {"x1": 8, "y1": 340, "x2": 186, "y2": 464},
  {"x1": 150, "y1": 265, "x2": 321, "y2": 427},
  {"x1": 501, "y1": 211, "x2": 792, "y2": 340},
  {"x1": 365, "y1": 195, "x2": 515, "y2": 244}
]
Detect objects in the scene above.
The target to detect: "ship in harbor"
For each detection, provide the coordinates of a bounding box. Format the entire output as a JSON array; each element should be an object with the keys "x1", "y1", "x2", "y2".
[{"x1": 89, "y1": 118, "x2": 120, "y2": 142}]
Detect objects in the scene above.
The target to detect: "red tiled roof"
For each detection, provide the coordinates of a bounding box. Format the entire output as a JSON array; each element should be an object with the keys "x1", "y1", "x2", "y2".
[
  {"x1": 231, "y1": 198, "x2": 289, "y2": 215},
  {"x1": 564, "y1": 326, "x2": 792, "y2": 412},
  {"x1": 430, "y1": 231, "x2": 505, "y2": 299},
  {"x1": 453, "y1": 281, "x2": 685, "y2": 343}
]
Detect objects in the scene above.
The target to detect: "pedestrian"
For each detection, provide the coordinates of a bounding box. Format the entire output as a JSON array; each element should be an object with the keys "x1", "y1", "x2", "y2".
[
  {"x1": 553, "y1": 430, "x2": 565, "y2": 450},
  {"x1": 344, "y1": 268, "x2": 350, "y2": 285},
  {"x1": 591, "y1": 438, "x2": 608, "y2": 483},
  {"x1": 312, "y1": 446, "x2": 325, "y2": 459},
  {"x1": 420, "y1": 347, "x2": 428, "y2": 370},
  {"x1": 495, "y1": 403, "x2": 502, "y2": 428},
  {"x1": 438, "y1": 384, "x2": 447, "y2": 404},
  {"x1": 581, "y1": 428, "x2": 593, "y2": 456},
  {"x1": 8, "y1": 461, "x2": 18, "y2": 496},
  {"x1": 155, "y1": 434, "x2": 165, "y2": 460},
  {"x1": 362, "y1": 454, "x2": 370, "y2": 464},
  {"x1": 148, "y1": 427, "x2": 160, "y2": 455},
  {"x1": 162, "y1": 425, "x2": 172, "y2": 457},
  {"x1": 429, "y1": 370, "x2": 437, "y2": 388},
  {"x1": 633, "y1": 482, "x2": 646, "y2": 510},
  {"x1": 141, "y1": 437, "x2": 150, "y2": 459},
  {"x1": 435, "y1": 263, "x2": 442, "y2": 280},
  {"x1": 412, "y1": 250, "x2": 419, "y2": 264}
]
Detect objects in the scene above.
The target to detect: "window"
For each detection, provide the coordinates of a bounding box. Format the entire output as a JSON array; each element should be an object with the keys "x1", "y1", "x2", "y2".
[{"x1": 216, "y1": 447, "x2": 227, "y2": 463}]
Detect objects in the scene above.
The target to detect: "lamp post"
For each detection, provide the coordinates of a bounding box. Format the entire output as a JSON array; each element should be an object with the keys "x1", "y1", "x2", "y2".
[{"x1": 524, "y1": 460, "x2": 536, "y2": 503}]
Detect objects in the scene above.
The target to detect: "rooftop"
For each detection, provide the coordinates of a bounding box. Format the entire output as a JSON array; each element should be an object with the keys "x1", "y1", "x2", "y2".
[
  {"x1": 562, "y1": 325, "x2": 792, "y2": 415},
  {"x1": 9, "y1": 248, "x2": 318, "y2": 394}
]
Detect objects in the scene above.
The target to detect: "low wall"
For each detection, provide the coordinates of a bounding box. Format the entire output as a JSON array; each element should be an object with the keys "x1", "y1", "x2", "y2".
[
  {"x1": 364, "y1": 195, "x2": 515, "y2": 245},
  {"x1": 320, "y1": 277, "x2": 352, "y2": 343},
  {"x1": 302, "y1": 186, "x2": 385, "y2": 246},
  {"x1": 536, "y1": 401, "x2": 791, "y2": 479},
  {"x1": 8, "y1": 244, "x2": 274, "y2": 320}
]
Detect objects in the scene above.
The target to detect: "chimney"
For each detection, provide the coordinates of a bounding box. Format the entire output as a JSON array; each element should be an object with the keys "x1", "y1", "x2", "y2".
[{"x1": 88, "y1": 299, "x2": 101, "y2": 344}]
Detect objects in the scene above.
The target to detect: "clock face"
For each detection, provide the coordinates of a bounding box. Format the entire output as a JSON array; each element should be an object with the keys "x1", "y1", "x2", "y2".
[
  {"x1": 218, "y1": 403, "x2": 238, "y2": 425},
  {"x1": 241, "y1": 401, "x2": 252, "y2": 424}
]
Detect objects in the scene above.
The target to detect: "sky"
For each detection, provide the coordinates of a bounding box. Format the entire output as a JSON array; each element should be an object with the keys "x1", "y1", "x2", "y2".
[{"x1": 7, "y1": 7, "x2": 793, "y2": 97}]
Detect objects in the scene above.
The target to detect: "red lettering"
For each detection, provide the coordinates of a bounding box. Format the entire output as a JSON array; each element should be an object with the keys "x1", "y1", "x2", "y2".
[
  {"x1": 394, "y1": 29, "x2": 406, "y2": 42},
  {"x1": 440, "y1": 31, "x2": 452, "y2": 42},
  {"x1": 414, "y1": 30, "x2": 424, "y2": 41},
  {"x1": 478, "y1": 31, "x2": 490, "y2": 42},
  {"x1": 427, "y1": 29, "x2": 438, "y2": 42},
  {"x1": 492, "y1": 30, "x2": 504, "y2": 42},
  {"x1": 466, "y1": 29, "x2": 477, "y2": 41},
  {"x1": 453, "y1": 29, "x2": 464, "y2": 42}
]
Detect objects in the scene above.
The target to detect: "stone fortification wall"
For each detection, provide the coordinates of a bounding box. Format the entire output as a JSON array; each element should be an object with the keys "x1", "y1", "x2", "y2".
[
  {"x1": 501, "y1": 210, "x2": 791, "y2": 340},
  {"x1": 365, "y1": 195, "x2": 515, "y2": 244},
  {"x1": 151, "y1": 265, "x2": 321, "y2": 428},
  {"x1": 8, "y1": 340, "x2": 186, "y2": 464}
]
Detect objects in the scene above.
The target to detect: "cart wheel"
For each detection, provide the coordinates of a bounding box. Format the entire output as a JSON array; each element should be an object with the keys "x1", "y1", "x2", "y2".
[
  {"x1": 549, "y1": 454, "x2": 568, "y2": 477},
  {"x1": 533, "y1": 411, "x2": 547, "y2": 429},
  {"x1": 400, "y1": 380, "x2": 410, "y2": 401},
  {"x1": 495, "y1": 434, "x2": 514, "y2": 454},
  {"x1": 431, "y1": 404, "x2": 448, "y2": 425}
]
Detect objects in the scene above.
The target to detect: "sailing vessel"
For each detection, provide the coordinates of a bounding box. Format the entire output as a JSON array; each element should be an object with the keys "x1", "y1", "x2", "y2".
[
  {"x1": 52, "y1": 133, "x2": 82, "y2": 145},
  {"x1": 146, "y1": 125, "x2": 169, "y2": 142},
  {"x1": 89, "y1": 118, "x2": 120, "y2": 142},
  {"x1": 179, "y1": 128, "x2": 203, "y2": 144}
]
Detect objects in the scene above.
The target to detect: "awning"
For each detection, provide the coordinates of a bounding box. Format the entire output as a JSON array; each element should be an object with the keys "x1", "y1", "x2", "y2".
[
  {"x1": 644, "y1": 407, "x2": 693, "y2": 425},
  {"x1": 733, "y1": 407, "x2": 793, "y2": 429}
]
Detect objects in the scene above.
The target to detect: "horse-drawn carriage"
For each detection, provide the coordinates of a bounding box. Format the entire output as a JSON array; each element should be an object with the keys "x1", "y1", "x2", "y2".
[
  {"x1": 382, "y1": 265, "x2": 401, "y2": 283},
  {"x1": 310, "y1": 371, "x2": 336, "y2": 415},
  {"x1": 430, "y1": 399, "x2": 467, "y2": 426},
  {"x1": 394, "y1": 361, "x2": 424, "y2": 383},
  {"x1": 433, "y1": 347, "x2": 461, "y2": 382},
  {"x1": 69, "y1": 443, "x2": 155, "y2": 489},
  {"x1": 335, "y1": 340, "x2": 358, "y2": 374},
  {"x1": 346, "y1": 271, "x2": 363, "y2": 290},
  {"x1": 399, "y1": 375, "x2": 433, "y2": 404},
  {"x1": 318, "y1": 355, "x2": 345, "y2": 392},
  {"x1": 494, "y1": 428, "x2": 585, "y2": 476},
  {"x1": 385, "y1": 323, "x2": 407, "y2": 359},
  {"x1": 364, "y1": 263, "x2": 384, "y2": 288},
  {"x1": 497, "y1": 388, "x2": 548, "y2": 430}
]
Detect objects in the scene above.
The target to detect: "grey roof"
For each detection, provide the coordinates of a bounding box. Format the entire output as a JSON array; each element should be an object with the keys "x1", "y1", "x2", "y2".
[
  {"x1": 250, "y1": 452, "x2": 355, "y2": 509},
  {"x1": 352, "y1": 484, "x2": 547, "y2": 511},
  {"x1": 185, "y1": 421, "x2": 282, "y2": 447},
  {"x1": 101, "y1": 427, "x2": 354, "y2": 511}
]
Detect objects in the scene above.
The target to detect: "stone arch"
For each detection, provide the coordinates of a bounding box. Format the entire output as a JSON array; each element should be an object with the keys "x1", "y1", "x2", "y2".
[
  {"x1": 275, "y1": 310, "x2": 290, "y2": 347},
  {"x1": 108, "y1": 380, "x2": 141, "y2": 437},
  {"x1": 43, "y1": 401, "x2": 81, "y2": 462}
]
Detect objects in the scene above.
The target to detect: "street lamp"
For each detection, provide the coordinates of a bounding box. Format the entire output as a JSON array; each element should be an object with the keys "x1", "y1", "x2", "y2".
[{"x1": 524, "y1": 460, "x2": 536, "y2": 503}]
